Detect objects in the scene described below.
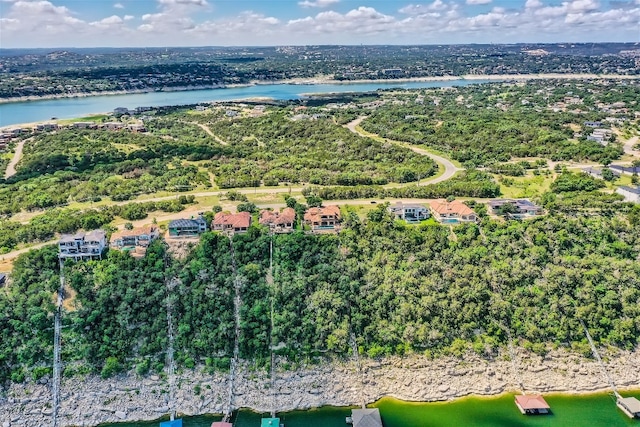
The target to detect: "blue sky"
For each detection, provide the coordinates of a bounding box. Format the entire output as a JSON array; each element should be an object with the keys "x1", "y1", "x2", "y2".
[{"x1": 1, "y1": 0, "x2": 639, "y2": 47}]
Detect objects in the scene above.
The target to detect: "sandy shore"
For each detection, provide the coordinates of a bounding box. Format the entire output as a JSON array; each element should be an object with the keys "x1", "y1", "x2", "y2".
[{"x1": 0, "y1": 346, "x2": 638, "y2": 426}]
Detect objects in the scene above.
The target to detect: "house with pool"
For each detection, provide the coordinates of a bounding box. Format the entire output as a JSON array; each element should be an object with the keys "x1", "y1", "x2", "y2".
[{"x1": 429, "y1": 199, "x2": 478, "y2": 224}]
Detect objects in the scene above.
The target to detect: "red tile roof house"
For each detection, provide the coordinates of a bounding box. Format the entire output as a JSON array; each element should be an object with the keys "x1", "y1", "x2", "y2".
[
  {"x1": 429, "y1": 199, "x2": 478, "y2": 224},
  {"x1": 259, "y1": 207, "x2": 296, "y2": 233},
  {"x1": 303, "y1": 205, "x2": 341, "y2": 232},
  {"x1": 212, "y1": 211, "x2": 252, "y2": 234}
]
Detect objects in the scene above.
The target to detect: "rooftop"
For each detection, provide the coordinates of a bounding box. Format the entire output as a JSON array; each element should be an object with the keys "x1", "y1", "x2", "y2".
[
  {"x1": 515, "y1": 394, "x2": 551, "y2": 410},
  {"x1": 618, "y1": 186, "x2": 640, "y2": 195},
  {"x1": 619, "y1": 397, "x2": 640, "y2": 413},
  {"x1": 259, "y1": 207, "x2": 296, "y2": 226},
  {"x1": 304, "y1": 205, "x2": 341, "y2": 222},
  {"x1": 110, "y1": 225, "x2": 158, "y2": 242},
  {"x1": 351, "y1": 408, "x2": 383, "y2": 427},
  {"x1": 169, "y1": 217, "x2": 205, "y2": 228},
  {"x1": 213, "y1": 211, "x2": 251, "y2": 229},
  {"x1": 429, "y1": 199, "x2": 476, "y2": 217}
]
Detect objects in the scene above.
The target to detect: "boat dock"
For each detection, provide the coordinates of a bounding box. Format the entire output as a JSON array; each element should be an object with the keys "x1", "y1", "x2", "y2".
[
  {"x1": 211, "y1": 422, "x2": 233, "y2": 427},
  {"x1": 617, "y1": 396, "x2": 640, "y2": 419},
  {"x1": 261, "y1": 417, "x2": 283, "y2": 427},
  {"x1": 346, "y1": 408, "x2": 383, "y2": 427},
  {"x1": 160, "y1": 420, "x2": 183, "y2": 427},
  {"x1": 514, "y1": 394, "x2": 551, "y2": 415}
]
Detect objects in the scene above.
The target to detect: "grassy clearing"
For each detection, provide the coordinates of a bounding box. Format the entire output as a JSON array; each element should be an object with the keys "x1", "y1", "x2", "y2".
[{"x1": 495, "y1": 173, "x2": 555, "y2": 198}]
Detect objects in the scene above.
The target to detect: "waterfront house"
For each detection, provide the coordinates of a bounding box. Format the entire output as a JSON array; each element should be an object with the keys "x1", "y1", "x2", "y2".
[
  {"x1": 259, "y1": 208, "x2": 296, "y2": 233},
  {"x1": 212, "y1": 211, "x2": 252, "y2": 234},
  {"x1": 388, "y1": 202, "x2": 430, "y2": 222},
  {"x1": 103, "y1": 122, "x2": 125, "y2": 131},
  {"x1": 346, "y1": 408, "x2": 383, "y2": 427},
  {"x1": 36, "y1": 123, "x2": 59, "y2": 131},
  {"x1": 488, "y1": 199, "x2": 543, "y2": 217},
  {"x1": 429, "y1": 199, "x2": 477, "y2": 224},
  {"x1": 168, "y1": 216, "x2": 208, "y2": 237},
  {"x1": 616, "y1": 186, "x2": 640, "y2": 203},
  {"x1": 73, "y1": 121, "x2": 97, "y2": 129},
  {"x1": 110, "y1": 225, "x2": 160, "y2": 252},
  {"x1": 515, "y1": 394, "x2": 551, "y2": 415},
  {"x1": 127, "y1": 124, "x2": 147, "y2": 133},
  {"x1": 304, "y1": 205, "x2": 341, "y2": 232},
  {"x1": 58, "y1": 230, "x2": 107, "y2": 261}
]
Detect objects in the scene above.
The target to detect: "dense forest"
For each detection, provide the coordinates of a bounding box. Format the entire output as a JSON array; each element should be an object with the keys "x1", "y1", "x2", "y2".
[{"x1": 1, "y1": 202, "x2": 639, "y2": 384}]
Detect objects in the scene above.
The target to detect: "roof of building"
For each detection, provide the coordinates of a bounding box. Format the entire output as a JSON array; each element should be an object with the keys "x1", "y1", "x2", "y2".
[
  {"x1": 351, "y1": 408, "x2": 383, "y2": 427},
  {"x1": 303, "y1": 205, "x2": 341, "y2": 222},
  {"x1": 260, "y1": 418, "x2": 280, "y2": 427},
  {"x1": 110, "y1": 225, "x2": 159, "y2": 243},
  {"x1": 429, "y1": 199, "x2": 476, "y2": 217},
  {"x1": 169, "y1": 217, "x2": 205, "y2": 228},
  {"x1": 213, "y1": 211, "x2": 252, "y2": 229},
  {"x1": 389, "y1": 202, "x2": 427, "y2": 212},
  {"x1": 59, "y1": 232, "x2": 85, "y2": 243},
  {"x1": 259, "y1": 207, "x2": 296, "y2": 225},
  {"x1": 619, "y1": 397, "x2": 640, "y2": 413},
  {"x1": 515, "y1": 394, "x2": 551, "y2": 410}
]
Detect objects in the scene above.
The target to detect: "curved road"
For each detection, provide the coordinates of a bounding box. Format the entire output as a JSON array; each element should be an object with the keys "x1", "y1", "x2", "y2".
[
  {"x1": 4, "y1": 137, "x2": 31, "y2": 179},
  {"x1": 345, "y1": 117, "x2": 462, "y2": 185}
]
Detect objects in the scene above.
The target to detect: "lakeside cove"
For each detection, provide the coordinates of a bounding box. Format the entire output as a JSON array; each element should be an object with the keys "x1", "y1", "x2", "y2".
[
  {"x1": 2, "y1": 73, "x2": 640, "y2": 128},
  {"x1": 1, "y1": 348, "x2": 639, "y2": 426}
]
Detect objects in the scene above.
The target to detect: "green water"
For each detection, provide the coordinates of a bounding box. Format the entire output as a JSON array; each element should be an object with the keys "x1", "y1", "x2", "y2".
[{"x1": 99, "y1": 391, "x2": 640, "y2": 427}]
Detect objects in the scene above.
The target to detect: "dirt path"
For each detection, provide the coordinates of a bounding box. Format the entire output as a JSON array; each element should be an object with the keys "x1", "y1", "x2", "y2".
[
  {"x1": 193, "y1": 122, "x2": 229, "y2": 146},
  {"x1": 622, "y1": 136, "x2": 639, "y2": 157},
  {"x1": 4, "y1": 137, "x2": 32, "y2": 179},
  {"x1": 345, "y1": 117, "x2": 462, "y2": 185}
]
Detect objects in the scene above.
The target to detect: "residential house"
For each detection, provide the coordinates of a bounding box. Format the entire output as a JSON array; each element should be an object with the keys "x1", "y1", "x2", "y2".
[
  {"x1": 429, "y1": 199, "x2": 477, "y2": 224},
  {"x1": 36, "y1": 123, "x2": 59, "y2": 131},
  {"x1": 616, "y1": 186, "x2": 640, "y2": 203},
  {"x1": 212, "y1": 211, "x2": 252, "y2": 234},
  {"x1": 103, "y1": 122, "x2": 125, "y2": 131},
  {"x1": 110, "y1": 225, "x2": 160, "y2": 250},
  {"x1": 584, "y1": 121, "x2": 602, "y2": 128},
  {"x1": 388, "y1": 202, "x2": 430, "y2": 222},
  {"x1": 127, "y1": 124, "x2": 147, "y2": 133},
  {"x1": 168, "y1": 216, "x2": 208, "y2": 237},
  {"x1": 58, "y1": 230, "x2": 107, "y2": 261},
  {"x1": 587, "y1": 128, "x2": 613, "y2": 144},
  {"x1": 304, "y1": 205, "x2": 341, "y2": 232},
  {"x1": 259, "y1": 208, "x2": 296, "y2": 233},
  {"x1": 488, "y1": 199, "x2": 544, "y2": 217},
  {"x1": 73, "y1": 121, "x2": 97, "y2": 129}
]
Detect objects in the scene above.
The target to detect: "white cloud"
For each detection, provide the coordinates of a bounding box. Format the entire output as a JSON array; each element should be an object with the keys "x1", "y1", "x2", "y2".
[
  {"x1": 466, "y1": 0, "x2": 492, "y2": 4},
  {"x1": 298, "y1": 0, "x2": 339, "y2": 8},
  {"x1": 399, "y1": 1, "x2": 451, "y2": 14},
  {"x1": 158, "y1": 0, "x2": 207, "y2": 6},
  {"x1": 124, "y1": 14, "x2": 134, "y2": 20},
  {"x1": 113, "y1": 2, "x2": 124, "y2": 9}
]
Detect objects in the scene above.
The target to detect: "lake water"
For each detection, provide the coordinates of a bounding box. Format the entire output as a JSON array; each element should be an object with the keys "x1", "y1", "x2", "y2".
[
  {"x1": 0, "y1": 80, "x2": 492, "y2": 127},
  {"x1": 99, "y1": 391, "x2": 640, "y2": 427}
]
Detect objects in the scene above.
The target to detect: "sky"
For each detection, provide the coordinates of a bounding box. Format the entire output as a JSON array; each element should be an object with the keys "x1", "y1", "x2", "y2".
[{"x1": 0, "y1": 0, "x2": 639, "y2": 48}]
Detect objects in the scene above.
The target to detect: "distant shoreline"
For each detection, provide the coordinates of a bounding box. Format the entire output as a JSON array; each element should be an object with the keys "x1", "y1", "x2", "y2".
[{"x1": 1, "y1": 73, "x2": 638, "y2": 106}]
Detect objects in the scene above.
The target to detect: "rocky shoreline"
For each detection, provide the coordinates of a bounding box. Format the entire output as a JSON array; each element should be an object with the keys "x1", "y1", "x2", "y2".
[{"x1": 1, "y1": 347, "x2": 638, "y2": 427}]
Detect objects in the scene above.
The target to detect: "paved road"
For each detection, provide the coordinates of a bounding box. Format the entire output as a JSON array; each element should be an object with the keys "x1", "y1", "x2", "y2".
[
  {"x1": 345, "y1": 117, "x2": 462, "y2": 185},
  {"x1": 4, "y1": 137, "x2": 32, "y2": 179},
  {"x1": 622, "y1": 136, "x2": 639, "y2": 157}
]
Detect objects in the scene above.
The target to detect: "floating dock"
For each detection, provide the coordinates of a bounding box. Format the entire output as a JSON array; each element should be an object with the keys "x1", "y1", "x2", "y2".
[
  {"x1": 617, "y1": 396, "x2": 640, "y2": 419},
  {"x1": 160, "y1": 420, "x2": 183, "y2": 427},
  {"x1": 211, "y1": 422, "x2": 233, "y2": 427},
  {"x1": 514, "y1": 394, "x2": 551, "y2": 415},
  {"x1": 346, "y1": 408, "x2": 383, "y2": 427}
]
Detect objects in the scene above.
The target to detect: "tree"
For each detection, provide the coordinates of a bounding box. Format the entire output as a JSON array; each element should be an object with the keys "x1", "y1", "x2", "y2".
[
  {"x1": 305, "y1": 194, "x2": 323, "y2": 208},
  {"x1": 237, "y1": 202, "x2": 257, "y2": 214}
]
